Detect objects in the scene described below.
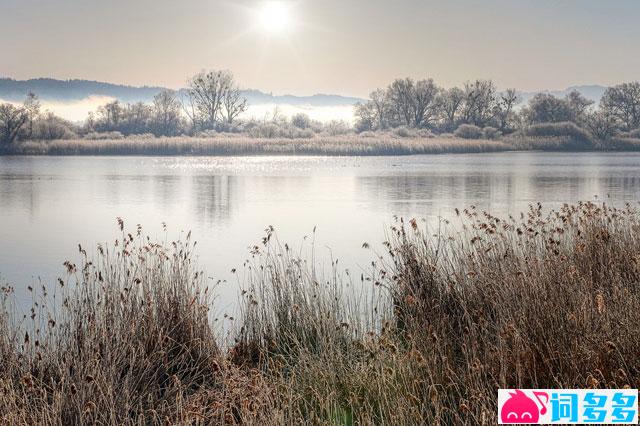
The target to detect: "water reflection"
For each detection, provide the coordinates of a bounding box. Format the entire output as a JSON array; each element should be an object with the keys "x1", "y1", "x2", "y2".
[
  {"x1": 192, "y1": 175, "x2": 237, "y2": 225},
  {"x1": 357, "y1": 171, "x2": 640, "y2": 219},
  {"x1": 2, "y1": 153, "x2": 640, "y2": 312}
]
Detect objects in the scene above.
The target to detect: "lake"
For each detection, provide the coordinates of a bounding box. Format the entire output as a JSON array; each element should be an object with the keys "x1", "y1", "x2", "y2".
[{"x1": 2, "y1": 152, "x2": 640, "y2": 314}]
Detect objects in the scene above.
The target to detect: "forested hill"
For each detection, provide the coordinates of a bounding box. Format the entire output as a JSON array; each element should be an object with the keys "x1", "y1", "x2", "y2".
[{"x1": 0, "y1": 78, "x2": 364, "y2": 106}]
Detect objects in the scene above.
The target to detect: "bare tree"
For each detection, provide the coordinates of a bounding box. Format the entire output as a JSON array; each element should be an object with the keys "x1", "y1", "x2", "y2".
[
  {"x1": 221, "y1": 78, "x2": 247, "y2": 124},
  {"x1": 291, "y1": 113, "x2": 311, "y2": 129},
  {"x1": 97, "y1": 100, "x2": 124, "y2": 129},
  {"x1": 385, "y1": 78, "x2": 439, "y2": 128},
  {"x1": 354, "y1": 102, "x2": 375, "y2": 132},
  {"x1": 186, "y1": 70, "x2": 226, "y2": 129},
  {"x1": 179, "y1": 90, "x2": 198, "y2": 131},
  {"x1": 495, "y1": 88, "x2": 519, "y2": 132},
  {"x1": 0, "y1": 103, "x2": 28, "y2": 145},
  {"x1": 437, "y1": 87, "x2": 464, "y2": 131},
  {"x1": 413, "y1": 79, "x2": 439, "y2": 128},
  {"x1": 185, "y1": 70, "x2": 247, "y2": 129},
  {"x1": 565, "y1": 90, "x2": 593, "y2": 123},
  {"x1": 369, "y1": 88, "x2": 389, "y2": 130},
  {"x1": 152, "y1": 90, "x2": 182, "y2": 136},
  {"x1": 387, "y1": 78, "x2": 415, "y2": 127},
  {"x1": 586, "y1": 110, "x2": 619, "y2": 140},
  {"x1": 600, "y1": 82, "x2": 640, "y2": 130},
  {"x1": 524, "y1": 93, "x2": 574, "y2": 124},
  {"x1": 122, "y1": 102, "x2": 152, "y2": 135},
  {"x1": 23, "y1": 92, "x2": 41, "y2": 139},
  {"x1": 461, "y1": 80, "x2": 497, "y2": 127}
]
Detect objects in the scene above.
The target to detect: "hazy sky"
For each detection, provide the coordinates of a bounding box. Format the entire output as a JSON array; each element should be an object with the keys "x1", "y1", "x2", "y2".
[{"x1": 1, "y1": 0, "x2": 639, "y2": 97}]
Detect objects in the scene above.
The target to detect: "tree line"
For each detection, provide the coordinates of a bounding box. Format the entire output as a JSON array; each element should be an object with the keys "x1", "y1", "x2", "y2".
[
  {"x1": 87, "y1": 70, "x2": 249, "y2": 137},
  {"x1": 2, "y1": 71, "x2": 640, "y2": 146},
  {"x1": 0, "y1": 70, "x2": 249, "y2": 144},
  {"x1": 355, "y1": 78, "x2": 640, "y2": 140}
]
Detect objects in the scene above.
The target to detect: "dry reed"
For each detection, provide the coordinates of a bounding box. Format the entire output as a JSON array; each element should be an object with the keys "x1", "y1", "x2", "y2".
[
  {"x1": 6, "y1": 135, "x2": 511, "y2": 156},
  {"x1": 1, "y1": 201, "x2": 639, "y2": 424}
]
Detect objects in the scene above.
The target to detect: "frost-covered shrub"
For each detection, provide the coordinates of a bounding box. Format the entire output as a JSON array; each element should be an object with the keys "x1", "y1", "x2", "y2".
[
  {"x1": 454, "y1": 124, "x2": 483, "y2": 139},
  {"x1": 482, "y1": 126, "x2": 501, "y2": 140},
  {"x1": 291, "y1": 113, "x2": 312, "y2": 129},
  {"x1": 84, "y1": 131, "x2": 124, "y2": 140},
  {"x1": 416, "y1": 129, "x2": 435, "y2": 138},
  {"x1": 394, "y1": 126, "x2": 415, "y2": 138},
  {"x1": 524, "y1": 122, "x2": 594, "y2": 148}
]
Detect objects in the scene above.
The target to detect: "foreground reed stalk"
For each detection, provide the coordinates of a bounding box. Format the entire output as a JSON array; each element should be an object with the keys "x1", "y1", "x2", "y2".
[{"x1": 0, "y1": 202, "x2": 638, "y2": 424}]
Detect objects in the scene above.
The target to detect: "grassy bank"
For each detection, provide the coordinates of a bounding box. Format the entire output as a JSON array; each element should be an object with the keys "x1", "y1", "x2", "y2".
[
  {"x1": 3, "y1": 135, "x2": 512, "y2": 156},
  {"x1": 4, "y1": 132, "x2": 640, "y2": 156},
  {"x1": 1, "y1": 202, "x2": 639, "y2": 424}
]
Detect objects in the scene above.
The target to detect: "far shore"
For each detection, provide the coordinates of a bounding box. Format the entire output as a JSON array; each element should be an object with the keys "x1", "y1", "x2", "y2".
[{"x1": 2, "y1": 133, "x2": 640, "y2": 157}]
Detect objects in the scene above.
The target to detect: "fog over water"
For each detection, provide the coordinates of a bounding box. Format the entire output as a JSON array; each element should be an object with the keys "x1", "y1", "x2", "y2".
[{"x1": 0, "y1": 96, "x2": 355, "y2": 124}]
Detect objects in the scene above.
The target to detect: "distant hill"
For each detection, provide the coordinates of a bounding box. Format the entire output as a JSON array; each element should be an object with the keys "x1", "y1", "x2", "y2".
[
  {"x1": 0, "y1": 78, "x2": 364, "y2": 107},
  {"x1": 0, "y1": 78, "x2": 164, "y2": 103},
  {"x1": 0, "y1": 78, "x2": 611, "y2": 107},
  {"x1": 517, "y1": 85, "x2": 608, "y2": 105}
]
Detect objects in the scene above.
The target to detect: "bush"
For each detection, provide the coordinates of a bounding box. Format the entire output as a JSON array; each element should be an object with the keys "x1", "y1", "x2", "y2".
[
  {"x1": 620, "y1": 128, "x2": 640, "y2": 139},
  {"x1": 32, "y1": 113, "x2": 78, "y2": 140},
  {"x1": 195, "y1": 129, "x2": 219, "y2": 138},
  {"x1": 600, "y1": 137, "x2": 640, "y2": 151},
  {"x1": 482, "y1": 126, "x2": 501, "y2": 140},
  {"x1": 322, "y1": 120, "x2": 352, "y2": 136},
  {"x1": 454, "y1": 124, "x2": 483, "y2": 139},
  {"x1": 247, "y1": 122, "x2": 315, "y2": 139},
  {"x1": 416, "y1": 129, "x2": 435, "y2": 138},
  {"x1": 126, "y1": 133, "x2": 155, "y2": 139},
  {"x1": 84, "y1": 131, "x2": 124, "y2": 140},
  {"x1": 394, "y1": 126, "x2": 415, "y2": 138},
  {"x1": 522, "y1": 121, "x2": 594, "y2": 149},
  {"x1": 291, "y1": 113, "x2": 312, "y2": 129}
]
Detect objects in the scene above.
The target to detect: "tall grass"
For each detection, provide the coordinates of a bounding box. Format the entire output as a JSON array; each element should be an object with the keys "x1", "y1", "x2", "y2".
[
  {"x1": 0, "y1": 226, "x2": 277, "y2": 424},
  {"x1": 233, "y1": 202, "x2": 640, "y2": 423},
  {"x1": 1, "y1": 202, "x2": 639, "y2": 424},
  {"x1": 6, "y1": 133, "x2": 640, "y2": 157},
  {"x1": 6, "y1": 135, "x2": 511, "y2": 156}
]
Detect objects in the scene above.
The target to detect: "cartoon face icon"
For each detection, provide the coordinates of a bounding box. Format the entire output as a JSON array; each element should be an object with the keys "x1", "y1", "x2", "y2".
[{"x1": 501, "y1": 390, "x2": 548, "y2": 424}]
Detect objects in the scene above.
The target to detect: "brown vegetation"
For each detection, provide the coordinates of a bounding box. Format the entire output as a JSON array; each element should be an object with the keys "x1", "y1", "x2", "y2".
[
  {"x1": 6, "y1": 134, "x2": 512, "y2": 156},
  {"x1": 1, "y1": 202, "x2": 639, "y2": 424}
]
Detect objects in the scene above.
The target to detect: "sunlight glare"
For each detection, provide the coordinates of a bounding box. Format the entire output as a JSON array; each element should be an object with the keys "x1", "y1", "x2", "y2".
[{"x1": 259, "y1": 2, "x2": 292, "y2": 35}]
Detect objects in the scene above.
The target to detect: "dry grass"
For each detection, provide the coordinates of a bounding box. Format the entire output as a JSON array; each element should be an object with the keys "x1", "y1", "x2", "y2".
[
  {"x1": 7, "y1": 134, "x2": 640, "y2": 157},
  {"x1": 0, "y1": 226, "x2": 278, "y2": 425},
  {"x1": 6, "y1": 135, "x2": 511, "y2": 156},
  {"x1": 233, "y1": 202, "x2": 640, "y2": 424},
  {"x1": 1, "y1": 202, "x2": 639, "y2": 424}
]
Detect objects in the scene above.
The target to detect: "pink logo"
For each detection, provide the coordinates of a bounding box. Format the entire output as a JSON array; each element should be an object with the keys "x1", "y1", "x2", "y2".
[{"x1": 500, "y1": 390, "x2": 548, "y2": 423}]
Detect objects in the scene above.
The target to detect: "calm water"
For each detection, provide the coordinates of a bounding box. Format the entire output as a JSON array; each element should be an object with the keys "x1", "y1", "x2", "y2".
[{"x1": 2, "y1": 152, "x2": 640, "y2": 313}]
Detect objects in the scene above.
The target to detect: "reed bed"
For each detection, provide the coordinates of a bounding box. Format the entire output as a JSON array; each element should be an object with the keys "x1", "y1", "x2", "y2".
[
  {"x1": 6, "y1": 135, "x2": 511, "y2": 156},
  {"x1": 1, "y1": 202, "x2": 639, "y2": 424},
  {"x1": 0, "y1": 227, "x2": 277, "y2": 424}
]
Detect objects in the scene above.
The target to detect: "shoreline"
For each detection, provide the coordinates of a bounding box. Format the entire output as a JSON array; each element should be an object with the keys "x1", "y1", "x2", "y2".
[{"x1": 2, "y1": 134, "x2": 640, "y2": 157}]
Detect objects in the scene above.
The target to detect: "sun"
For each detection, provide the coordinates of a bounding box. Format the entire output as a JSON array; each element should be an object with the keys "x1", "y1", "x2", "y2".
[{"x1": 259, "y1": 2, "x2": 292, "y2": 35}]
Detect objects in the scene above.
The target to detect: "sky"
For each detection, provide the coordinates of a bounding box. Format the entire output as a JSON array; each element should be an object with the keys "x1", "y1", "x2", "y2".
[{"x1": 1, "y1": 0, "x2": 639, "y2": 97}]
